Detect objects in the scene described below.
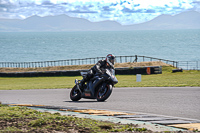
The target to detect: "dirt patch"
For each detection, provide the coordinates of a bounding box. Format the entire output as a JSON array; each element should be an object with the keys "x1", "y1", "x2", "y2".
[
  {"x1": 0, "y1": 61, "x2": 171, "y2": 73},
  {"x1": 114, "y1": 61, "x2": 171, "y2": 68}
]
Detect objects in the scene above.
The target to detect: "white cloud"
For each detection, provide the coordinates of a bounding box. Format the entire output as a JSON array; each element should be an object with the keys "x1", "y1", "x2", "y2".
[{"x1": 0, "y1": 0, "x2": 198, "y2": 24}]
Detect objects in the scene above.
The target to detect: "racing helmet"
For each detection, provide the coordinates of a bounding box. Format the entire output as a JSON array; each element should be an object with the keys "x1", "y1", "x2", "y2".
[{"x1": 105, "y1": 54, "x2": 115, "y2": 67}]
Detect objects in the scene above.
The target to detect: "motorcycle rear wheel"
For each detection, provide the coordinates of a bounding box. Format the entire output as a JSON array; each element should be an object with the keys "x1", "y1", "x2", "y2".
[
  {"x1": 70, "y1": 85, "x2": 81, "y2": 101},
  {"x1": 96, "y1": 84, "x2": 113, "y2": 102}
]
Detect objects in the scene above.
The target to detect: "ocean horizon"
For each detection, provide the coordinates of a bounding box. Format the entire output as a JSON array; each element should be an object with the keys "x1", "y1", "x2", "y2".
[{"x1": 0, "y1": 29, "x2": 200, "y2": 63}]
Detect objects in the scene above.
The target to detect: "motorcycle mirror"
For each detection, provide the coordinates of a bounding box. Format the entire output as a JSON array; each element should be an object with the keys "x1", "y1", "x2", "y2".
[{"x1": 75, "y1": 79, "x2": 78, "y2": 84}]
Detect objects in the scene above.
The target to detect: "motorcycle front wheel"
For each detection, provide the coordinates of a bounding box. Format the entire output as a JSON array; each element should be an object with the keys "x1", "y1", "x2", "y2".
[
  {"x1": 70, "y1": 85, "x2": 81, "y2": 101},
  {"x1": 96, "y1": 84, "x2": 113, "y2": 102}
]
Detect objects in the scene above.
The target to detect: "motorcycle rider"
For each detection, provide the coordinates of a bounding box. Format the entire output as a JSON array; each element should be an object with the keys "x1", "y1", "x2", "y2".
[{"x1": 79, "y1": 54, "x2": 115, "y2": 88}]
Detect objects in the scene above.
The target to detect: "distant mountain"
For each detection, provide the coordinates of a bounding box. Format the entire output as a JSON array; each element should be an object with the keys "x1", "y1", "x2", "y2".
[
  {"x1": 0, "y1": 11, "x2": 200, "y2": 32},
  {"x1": 126, "y1": 11, "x2": 200, "y2": 30}
]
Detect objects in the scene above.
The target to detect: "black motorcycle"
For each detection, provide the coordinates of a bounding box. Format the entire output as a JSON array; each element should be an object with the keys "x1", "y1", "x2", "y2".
[{"x1": 70, "y1": 68, "x2": 118, "y2": 102}]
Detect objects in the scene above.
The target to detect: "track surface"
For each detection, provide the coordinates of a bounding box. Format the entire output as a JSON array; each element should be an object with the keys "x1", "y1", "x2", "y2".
[{"x1": 0, "y1": 87, "x2": 199, "y2": 120}]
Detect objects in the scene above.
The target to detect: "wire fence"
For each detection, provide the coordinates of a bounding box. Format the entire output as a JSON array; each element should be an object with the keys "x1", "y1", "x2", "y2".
[
  {"x1": 177, "y1": 61, "x2": 200, "y2": 70},
  {"x1": 1, "y1": 55, "x2": 199, "y2": 70},
  {"x1": 0, "y1": 55, "x2": 178, "y2": 68}
]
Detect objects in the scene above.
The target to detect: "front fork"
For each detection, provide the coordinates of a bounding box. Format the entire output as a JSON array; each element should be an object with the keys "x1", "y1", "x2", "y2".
[{"x1": 75, "y1": 79, "x2": 82, "y2": 94}]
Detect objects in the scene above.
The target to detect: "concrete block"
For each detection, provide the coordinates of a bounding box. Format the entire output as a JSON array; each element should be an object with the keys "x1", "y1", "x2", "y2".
[
  {"x1": 128, "y1": 117, "x2": 177, "y2": 121},
  {"x1": 116, "y1": 114, "x2": 156, "y2": 118},
  {"x1": 150, "y1": 120, "x2": 194, "y2": 125}
]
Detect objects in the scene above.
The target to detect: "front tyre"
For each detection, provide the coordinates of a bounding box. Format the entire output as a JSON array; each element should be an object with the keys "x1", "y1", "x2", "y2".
[
  {"x1": 70, "y1": 85, "x2": 81, "y2": 101},
  {"x1": 96, "y1": 84, "x2": 113, "y2": 102}
]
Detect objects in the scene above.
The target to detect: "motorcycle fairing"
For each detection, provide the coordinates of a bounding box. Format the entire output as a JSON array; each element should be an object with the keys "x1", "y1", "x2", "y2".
[{"x1": 82, "y1": 77, "x2": 105, "y2": 98}]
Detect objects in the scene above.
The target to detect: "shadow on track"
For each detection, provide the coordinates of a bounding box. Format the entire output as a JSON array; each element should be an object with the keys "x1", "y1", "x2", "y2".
[{"x1": 64, "y1": 101, "x2": 106, "y2": 103}]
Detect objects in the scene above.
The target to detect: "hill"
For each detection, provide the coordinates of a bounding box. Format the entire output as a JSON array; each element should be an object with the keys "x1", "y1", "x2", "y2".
[
  {"x1": 0, "y1": 11, "x2": 200, "y2": 31},
  {"x1": 126, "y1": 11, "x2": 200, "y2": 30}
]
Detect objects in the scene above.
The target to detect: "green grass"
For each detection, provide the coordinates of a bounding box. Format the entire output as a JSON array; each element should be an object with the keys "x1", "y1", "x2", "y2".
[
  {"x1": 117, "y1": 67, "x2": 200, "y2": 87},
  {"x1": 0, "y1": 66, "x2": 200, "y2": 90},
  {"x1": 0, "y1": 76, "x2": 76, "y2": 90},
  {"x1": 0, "y1": 104, "x2": 147, "y2": 132}
]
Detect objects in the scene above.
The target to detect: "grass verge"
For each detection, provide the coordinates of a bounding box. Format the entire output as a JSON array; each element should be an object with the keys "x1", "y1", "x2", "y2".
[
  {"x1": 117, "y1": 66, "x2": 200, "y2": 87},
  {"x1": 0, "y1": 104, "x2": 147, "y2": 133},
  {"x1": 0, "y1": 66, "x2": 200, "y2": 90}
]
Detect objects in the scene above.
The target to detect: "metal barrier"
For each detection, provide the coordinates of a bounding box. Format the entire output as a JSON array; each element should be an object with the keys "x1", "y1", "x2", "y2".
[
  {"x1": 0, "y1": 57, "x2": 104, "y2": 68},
  {"x1": 0, "y1": 55, "x2": 179, "y2": 68},
  {"x1": 177, "y1": 61, "x2": 200, "y2": 70}
]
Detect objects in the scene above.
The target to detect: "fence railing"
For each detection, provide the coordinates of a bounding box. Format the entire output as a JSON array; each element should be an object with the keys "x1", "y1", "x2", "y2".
[
  {"x1": 177, "y1": 61, "x2": 200, "y2": 70},
  {"x1": 120, "y1": 55, "x2": 178, "y2": 68},
  {"x1": 0, "y1": 57, "x2": 105, "y2": 68},
  {"x1": 0, "y1": 55, "x2": 180, "y2": 69}
]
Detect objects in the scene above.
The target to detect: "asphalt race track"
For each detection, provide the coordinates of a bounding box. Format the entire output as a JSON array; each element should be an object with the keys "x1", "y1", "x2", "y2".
[{"x1": 0, "y1": 87, "x2": 200, "y2": 120}]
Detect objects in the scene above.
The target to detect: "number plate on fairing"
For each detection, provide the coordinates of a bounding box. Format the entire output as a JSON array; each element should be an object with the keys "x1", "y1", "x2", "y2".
[{"x1": 85, "y1": 93, "x2": 91, "y2": 97}]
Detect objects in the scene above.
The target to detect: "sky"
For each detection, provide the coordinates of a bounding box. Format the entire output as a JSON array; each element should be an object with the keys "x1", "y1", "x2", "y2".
[{"x1": 0, "y1": 0, "x2": 200, "y2": 25}]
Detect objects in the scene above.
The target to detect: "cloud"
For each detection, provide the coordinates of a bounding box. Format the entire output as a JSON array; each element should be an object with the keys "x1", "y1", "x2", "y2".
[
  {"x1": 193, "y1": 0, "x2": 200, "y2": 11},
  {"x1": 0, "y1": 0, "x2": 198, "y2": 25},
  {"x1": 68, "y1": 10, "x2": 97, "y2": 13}
]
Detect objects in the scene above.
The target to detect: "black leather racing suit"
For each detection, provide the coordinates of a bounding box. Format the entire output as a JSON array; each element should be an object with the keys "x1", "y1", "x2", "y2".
[
  {"x1": 80, "y1": 60, "x2": 112, "y2": 85},
  {"x1": 91, "y1": 60, "x2": 111, "y2": 75}
]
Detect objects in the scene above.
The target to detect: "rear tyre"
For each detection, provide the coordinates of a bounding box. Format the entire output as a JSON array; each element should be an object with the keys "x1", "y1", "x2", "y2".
[
  {"x1": 96, "y1": 84, "x2": 113, "y2": 102},
  {"x1": 70, "y1": 85, "x2": 81, "y2": 101}
]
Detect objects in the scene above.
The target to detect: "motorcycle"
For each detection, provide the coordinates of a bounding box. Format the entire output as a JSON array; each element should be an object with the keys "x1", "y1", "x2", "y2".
[{"x1": 70, "y1": 68, "x2": 118, "y2": 102}]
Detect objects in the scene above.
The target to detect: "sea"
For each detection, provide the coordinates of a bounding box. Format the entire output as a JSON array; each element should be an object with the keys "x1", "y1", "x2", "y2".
[{"x1": 0, "y1": 29, "x2": 200, "y2": 63}]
